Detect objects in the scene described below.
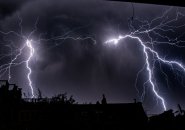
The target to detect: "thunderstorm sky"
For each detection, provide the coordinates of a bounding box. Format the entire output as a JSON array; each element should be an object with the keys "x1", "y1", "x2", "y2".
[{"x1": 1, "y1": 0, "x2": 185, "y2": 113}]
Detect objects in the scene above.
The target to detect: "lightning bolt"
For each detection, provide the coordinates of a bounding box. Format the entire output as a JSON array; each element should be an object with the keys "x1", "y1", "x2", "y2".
[
  {"x1": 26, "y1": 39, "x2": 35, "y2": 98},
  {"x1": 0, "y1": 15, "x2": 37, "y2": 98},
  {"x1": 0, "y1": 15, "x2": 96, "y2": 98},
  {"x1": 105, "y1": 7, "x2": 185, "y2": 111},
  {"x1": 0, "y1": 39, "x2": 35, "y2": 97},
  {"x1": 105, "y1": 35, "x2": 167, "y2": 110},
  {"x1": 1, "y1": 7, "x2": 184, "y2": 112}
]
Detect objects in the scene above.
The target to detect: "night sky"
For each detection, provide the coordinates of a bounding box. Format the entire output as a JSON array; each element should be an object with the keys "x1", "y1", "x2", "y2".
[{"x1": 1, "y1": 0, "x2": 185, "y2": 114}]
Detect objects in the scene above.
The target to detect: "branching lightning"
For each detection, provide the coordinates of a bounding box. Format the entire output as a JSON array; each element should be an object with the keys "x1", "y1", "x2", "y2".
[
  {"x1": 105, "y1": 35, "x2": 168, "y2": 110},
  {"x1": 0, "y1": 15, "x2": 38, "y2": 98},
  {"x1": 0, "y1": 6, "x2": 185, "y2": 112},
  {"x1": 0, "y1": 15, "x2": 96, "y2": 98},
  {"x1": 105, "y1": 7, "x2": 185, "y2": 111}
]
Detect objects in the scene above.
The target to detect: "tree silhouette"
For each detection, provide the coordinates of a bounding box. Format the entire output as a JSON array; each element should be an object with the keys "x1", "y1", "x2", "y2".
[{"x1": 51, "y1": 93, "x2": 76, "y2": 104}]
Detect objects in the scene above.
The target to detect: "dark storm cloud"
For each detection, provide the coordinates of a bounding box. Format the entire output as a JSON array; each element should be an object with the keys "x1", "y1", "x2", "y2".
[
  {"x1": 1, "y1": 0, "x2": 185, "y2": 113},
  {"x1": 0, "y1": 0, "x2": 31, "y2": 19}
]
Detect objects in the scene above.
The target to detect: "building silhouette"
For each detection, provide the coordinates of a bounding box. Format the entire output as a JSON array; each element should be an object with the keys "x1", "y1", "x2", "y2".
[
  {"x1": 0, "y1": 80, "x2": 22, "y2": 104},
  {"x1": 0, "y1": 80, "x2": 184, "y2": 130}
]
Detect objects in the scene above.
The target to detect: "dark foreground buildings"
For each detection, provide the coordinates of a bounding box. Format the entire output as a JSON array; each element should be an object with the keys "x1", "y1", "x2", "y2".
[{"x1": 0, "y1": 80, "x2": 184, "y2": 130}]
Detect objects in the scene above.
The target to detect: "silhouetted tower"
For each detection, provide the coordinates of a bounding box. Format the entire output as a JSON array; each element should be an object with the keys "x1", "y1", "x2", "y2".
[{"x1": 101, "y1": 94, "x2": 107, "y2": 104}]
